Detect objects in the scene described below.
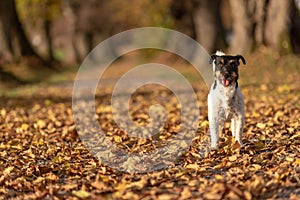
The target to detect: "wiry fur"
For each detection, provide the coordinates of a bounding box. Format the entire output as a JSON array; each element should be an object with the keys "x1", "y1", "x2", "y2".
[{"x1": 208, "y1": 51, "x2": 246, "y2": 149}]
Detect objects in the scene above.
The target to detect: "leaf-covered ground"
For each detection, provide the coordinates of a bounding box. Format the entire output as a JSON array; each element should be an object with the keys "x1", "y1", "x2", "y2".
[{"x1": 0, "y1": 52, "x2": 300, "y2": 199}]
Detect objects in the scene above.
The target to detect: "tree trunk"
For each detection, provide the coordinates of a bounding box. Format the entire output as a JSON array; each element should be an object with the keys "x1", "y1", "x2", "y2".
[
  {"x1": 290, "y1": 0, "x2": 300, "y2": 54},
  {"x1": 170, "y1": 0, "x2": 196, "y2": 39},
  {"x1": 0, "y1": 0, "x2": 42, "y2": 59},
  {"x1": 264, "y1": 0, "x2": 292, "y2": 49},
  {"x1": 228, "y1": 0, "x2": 253, "y2": 53},
  {"x1": 253, "y1": 0, "x2": 267, "y2": 45},
  {"x1": 44, "y1": 20, "x2": 55, "y2": 61},
  {"x1": 228, "y1": 0, "x2": 293, "y2": 53},
  {"x1": 193, "y1": 0, "x2": 225, "y2": 53}
]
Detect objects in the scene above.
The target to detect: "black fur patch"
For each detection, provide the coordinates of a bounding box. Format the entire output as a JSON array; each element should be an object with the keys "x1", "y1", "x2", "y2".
[{"x1": 213, "y1": 80, "x2": 217, "y2": 90}]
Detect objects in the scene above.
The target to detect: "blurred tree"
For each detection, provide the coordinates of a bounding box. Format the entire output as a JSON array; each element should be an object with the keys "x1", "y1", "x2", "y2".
[
  {"x1": 170, "y1": 0, "x2": 196, "y2": 38},
  {"x1": 16, "y1": 0, "x2": 62, "y2": 62},
  {"x1": 68, "y1": 0, "x2": 173, "y2": 61},
  {"x1": 229, "y1": 0, "x2": 293, "y2": 53},
  {"x1": 170, "y1": 0, "x2": 225, "y2": 53},
  {"x1": 43, "y1": 0, "x2": 62, "y2": 61},
  {"x1": 193, "y1": 0, "x2": 225, "y2": 53},
  {"x1": 0, "y1": 0, "x2": 41, "y2": 60},
  {"x1": 264, "y1": 0, "x2": 292, "y2": 49},
  {"x1": 170, "y1": 0, "x2": 296, "y2": 54},
  {"x1": 291, "y1": 0, "x2": 300, "y2": 53},
  {"x1": 227, "y1": 0, "x2": 252, "y2": 53}
]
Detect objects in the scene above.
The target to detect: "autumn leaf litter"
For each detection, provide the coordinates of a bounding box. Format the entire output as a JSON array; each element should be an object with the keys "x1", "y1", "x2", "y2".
[{"x1": 0, "y1": 53, "x2": 300, "y2": 199}]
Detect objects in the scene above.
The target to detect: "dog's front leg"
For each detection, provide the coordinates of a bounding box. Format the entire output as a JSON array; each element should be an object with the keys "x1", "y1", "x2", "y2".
[
  {"x1": 208, "y1": 94, "x2": 221, "y2": 149},
  {"x1": 209, "y1": 117, "x2": 220, "y2": 149},
  {"x1": 232, "y1": 114, "x2": 244, "y2": 145}
]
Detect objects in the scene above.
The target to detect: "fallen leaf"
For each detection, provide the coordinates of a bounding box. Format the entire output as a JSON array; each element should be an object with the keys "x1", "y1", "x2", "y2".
[
  {"x1": 229, "y1": 155, "x2": 237, "y2": 162},
  {"x1": 37, "y1": 120, "x2": 46, "y2": 129},
  {"x1": 256, "y1": 123, "x2": 266, "y2": 129},
  {"x1": 21, "y1": 123, "x2": 29, "y2": 131},
  {"x1": 72, "y1": 190, "x2": 91, "y2": 199}
]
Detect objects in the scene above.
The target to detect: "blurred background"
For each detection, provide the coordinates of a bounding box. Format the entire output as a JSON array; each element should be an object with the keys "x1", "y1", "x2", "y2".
[{"x1": 0, "y1": 0, "x2": 300, "y2": 88}]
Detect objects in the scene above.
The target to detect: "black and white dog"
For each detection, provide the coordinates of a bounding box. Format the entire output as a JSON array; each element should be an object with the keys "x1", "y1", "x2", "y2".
[{"x1": 208, "y1": 51, "x2": 246, "y2": 149}]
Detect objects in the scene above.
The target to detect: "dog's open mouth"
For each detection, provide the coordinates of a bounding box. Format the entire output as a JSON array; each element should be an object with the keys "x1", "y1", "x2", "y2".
[{"x1": 222, "y1": 79, "x2": 231, "y2": 87}]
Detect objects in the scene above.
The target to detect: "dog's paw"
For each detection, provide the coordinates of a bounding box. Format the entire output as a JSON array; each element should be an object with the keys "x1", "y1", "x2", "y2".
[{"x1": 210, "y1": 145, "x2": 219, "y2": 151}]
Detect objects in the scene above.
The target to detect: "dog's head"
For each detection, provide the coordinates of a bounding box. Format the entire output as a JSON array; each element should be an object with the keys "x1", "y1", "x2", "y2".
[{"x1": 209, "y1": 52, "x2": 246, "y2": 87}]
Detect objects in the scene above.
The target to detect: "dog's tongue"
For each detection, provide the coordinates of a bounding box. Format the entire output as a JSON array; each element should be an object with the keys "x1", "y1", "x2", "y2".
[{"x1": 222, "y1": 79, "x2": 230, "y2": 86}]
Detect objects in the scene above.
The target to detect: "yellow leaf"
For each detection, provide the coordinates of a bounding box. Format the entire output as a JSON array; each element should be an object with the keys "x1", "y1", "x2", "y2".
[
  {"x1": 259, "y1": 135, "x2": 266, "y2": 141},
  {"x1": 113, "y1": 136, "x2": 122, "y2": 143},
  {"x1": 33, "y1": 177, "x2": 45, "y2": 184},
  {"x1": 294, "y1": 159, "x2": 300, "y2": 165},
  {"x1": 0, "y1": 109, "x2": 6, "y2": 117},
  {"x1": 158, "y1": 194, "x2": 173, "y2": 200},
  {"x1": 267, "y1": 122, "x2": 274, "y2": 127},
  {"x1": 72, "y1": 190, "x2": 91, "y2": 198},
  {"x1": 46, "y1": 173, "x2": 58, "y2": 181},
  {"x1": 260, "y1": 84, "x2": 268, "y2": 91},
  {"x1": 44, "y1": 99, "x2": 52, "y2": 106},
  {"x1": 200, "y1": 120, "x2": 209, "y2": 127},
  {"x1": 215, "y1": 174, "x2": 223, "y2": 180},
  {"x1": 277, "y1": 84, "x2": 291, "y2": 93},
  {"x1": 188, "y1": 180, "x2": 197, "y2": 187},
  {"x1": 91, "y1": 180, "x2": 105, "y2": 190},
  {"x1": 186, "y1": 163, "x2": 200, "y2": 170},
  {"x1": 99, "y1": 174, "x2": 110, "y2": 182},
  {"x1": 3, "y1": 166, "x2": 14, "y2": 176},
  {"x1": 244, "y1": 191, "x2": 252, "y2": 200},
  {"x1": 287, "y1": 127, "x2": 295, "y2": 134},
  {"x1": 275, "y1": 110, "x2": 284, "y2": 117},
  {"x1": 180, "y1": 141, "x2": 188, "y2": 148},
  {"x1": 11, "y1": 145, "x2": 22, "y2": 150},
  {"x1": 249, "y1": 164, "x2": 262, "y2": 171},
  {"x1": 229, "y1": 155, "x2": 237, "y2": 162},
  {"x1": 131, "y1": 179, "x2": 147, "y2": 189},
  {"x1": 115, "y1": 181, "x2": 127, "y2": 192},
  {"x1": 21, "y1": 123, "x2": 29, "y2": 131},
  {"x1": 256, "y1": 123, "x2": 266, "y2": 129},
  {"x1": 37, "y1": 120, "x2": 46, "y2": 129},
  {"x1": 52, "y1": 155, "x2": 64, "y2": 164},
  {"x1": 274, "y1": 111, "x2": 284, "y2": 122},
  {"x1": 181, "y1": 187, "x2": 192, "y2": 198},
  {"x1": 290, "y1": 193, "x2": 300, "y2": 200},
  {"x1": 285, "y1": 157, "x2": 294, "y2": 162},
  {"x1": 290, "y1": 132, "x2": 300, "y2": 140},
  {"x1": 252, "y1": 111, "x2": 260, "y2": 117}
]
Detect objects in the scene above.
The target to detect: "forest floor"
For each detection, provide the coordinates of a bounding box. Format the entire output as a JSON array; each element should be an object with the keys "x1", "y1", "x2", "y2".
[{"x1": 0, "y1": 50, "x2": 299, "y2": 199}]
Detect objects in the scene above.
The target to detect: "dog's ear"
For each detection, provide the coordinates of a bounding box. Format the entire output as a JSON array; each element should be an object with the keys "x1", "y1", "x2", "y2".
[
  {"x1": 209, "y1": 54, "x2": 217, "y2": 64},
  {"x1": 236, "y1": 55, "x2": 246, "y2": 65}
]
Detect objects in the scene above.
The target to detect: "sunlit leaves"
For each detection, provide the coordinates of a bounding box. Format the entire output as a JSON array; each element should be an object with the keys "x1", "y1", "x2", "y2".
[{"x1": 0, "y1": 56, "x2": 299, "y2": 199}]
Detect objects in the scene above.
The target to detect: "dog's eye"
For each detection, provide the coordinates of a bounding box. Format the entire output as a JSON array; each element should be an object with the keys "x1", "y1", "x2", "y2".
[
  {"x1": 217, "y1": 61, "x2": 223, "y2": 67},
  {"x1": 229, "y1": 60, "x2": 238, "y2": 67}
]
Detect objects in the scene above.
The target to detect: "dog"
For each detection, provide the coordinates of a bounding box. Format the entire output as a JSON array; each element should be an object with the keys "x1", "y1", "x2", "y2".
[{"x1": 207, "y1": 51, "x2": 246, "y2": 149}]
